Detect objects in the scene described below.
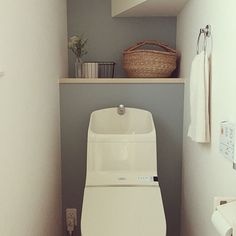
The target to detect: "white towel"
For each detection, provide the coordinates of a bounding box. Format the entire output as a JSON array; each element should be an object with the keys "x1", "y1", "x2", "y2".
[{"x1": 188, "y1": 51, "x2": 210, "y2": 143}]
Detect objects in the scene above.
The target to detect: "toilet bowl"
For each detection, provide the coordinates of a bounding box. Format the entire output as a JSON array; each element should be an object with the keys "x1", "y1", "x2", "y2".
[{"x1": 81, "y1": 107, "x2": 166, "y2": 236}]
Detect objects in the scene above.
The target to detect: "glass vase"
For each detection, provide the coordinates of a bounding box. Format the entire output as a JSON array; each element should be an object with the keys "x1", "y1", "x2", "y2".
[{"x1": 75, "y1": 57, "x2": 83, "y2": 78}]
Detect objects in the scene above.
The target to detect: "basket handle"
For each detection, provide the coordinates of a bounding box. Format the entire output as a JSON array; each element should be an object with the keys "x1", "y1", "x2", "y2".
[{"x1": 124, "y1": 40, "x2": 176, "y2": 53}]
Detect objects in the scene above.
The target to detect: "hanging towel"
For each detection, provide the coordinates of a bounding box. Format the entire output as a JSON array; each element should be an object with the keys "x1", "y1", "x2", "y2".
[{"x1": 188, "y1": 51, "x2": 210, "y2": 143}]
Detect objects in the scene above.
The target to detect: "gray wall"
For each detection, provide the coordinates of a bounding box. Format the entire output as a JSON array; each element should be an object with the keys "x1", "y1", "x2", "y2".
[
  {"x1": 67, "y1": 0, "x2": 176, "y2": 77},
  {"x1": 60, "y1": 84, "x2": 184, "y2": 236}
]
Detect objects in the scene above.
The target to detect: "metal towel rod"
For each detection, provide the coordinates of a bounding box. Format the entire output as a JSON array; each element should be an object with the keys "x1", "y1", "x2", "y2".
[{"x1": 197, "y1": 25, "x2": 211, "y2": 54}]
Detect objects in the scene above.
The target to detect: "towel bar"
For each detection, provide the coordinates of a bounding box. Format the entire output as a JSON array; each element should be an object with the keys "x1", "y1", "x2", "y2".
[{"x1": 197, "y1": 25, "x2": 211, "y2": 54}]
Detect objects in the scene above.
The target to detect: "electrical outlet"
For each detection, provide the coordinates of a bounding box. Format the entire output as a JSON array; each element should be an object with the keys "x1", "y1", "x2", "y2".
[
  {"x1": 66, "y1": 208, "x2": 77, "y2": 225},
  {"x1": 66, "y1": 208, "x2": 77, "y2": 235},
  {"x1": 213, "y1": 197, "x2": 236, "y2": 210}
]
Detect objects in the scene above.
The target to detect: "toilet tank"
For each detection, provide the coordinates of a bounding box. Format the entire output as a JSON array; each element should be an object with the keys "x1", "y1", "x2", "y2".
[{"x1": 86, "y1": 107, "x2": 158, "y2": 186}]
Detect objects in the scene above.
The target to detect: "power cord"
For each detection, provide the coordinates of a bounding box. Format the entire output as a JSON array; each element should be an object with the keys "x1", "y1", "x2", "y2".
[{"x1": 66, "y1": 217, "x2": 75, "y2": 236}]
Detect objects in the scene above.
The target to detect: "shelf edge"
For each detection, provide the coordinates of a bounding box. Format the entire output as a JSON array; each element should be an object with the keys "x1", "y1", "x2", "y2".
[{"x1": 59, "y1": 78, "x2": 185, "y2": 84}]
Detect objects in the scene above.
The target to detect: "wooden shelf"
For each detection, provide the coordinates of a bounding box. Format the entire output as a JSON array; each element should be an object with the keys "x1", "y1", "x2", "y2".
[
  {"x1": 112, "y1": 0, "x2": 189, "y2": 17},
  {"x1": 59, "y1": 78, "x2": 185, "y2": 84}
]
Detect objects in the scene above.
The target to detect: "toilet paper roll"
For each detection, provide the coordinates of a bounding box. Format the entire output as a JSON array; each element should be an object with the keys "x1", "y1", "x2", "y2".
[
  {"x1": 211, "y1": 211, "x2": 233, "y2": 236},
  {"x1": 83, "y1": 63, "x2": 98, "y2": 78}
]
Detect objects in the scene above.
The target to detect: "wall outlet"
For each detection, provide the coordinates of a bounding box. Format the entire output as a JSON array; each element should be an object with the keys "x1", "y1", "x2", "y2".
[
  {"x1": 66, "y1": 208, "x2": 77, "y2": 235},
  {"x1": 66, "y1": 208, "x2": 77, "y2": 225},
  {"x1": 213, "y1": 197, "x2": 236, "y2": 210}
]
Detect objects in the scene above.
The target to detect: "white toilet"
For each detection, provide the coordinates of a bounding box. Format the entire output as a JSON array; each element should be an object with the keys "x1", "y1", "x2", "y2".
[{"x1": 81, "y1": 107, "x2": 166, "y2": 236}]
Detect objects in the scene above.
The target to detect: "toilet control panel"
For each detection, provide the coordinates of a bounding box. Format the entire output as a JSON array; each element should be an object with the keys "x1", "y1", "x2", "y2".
[
  {"x1": 87, "y1": 174, "x2": 159, "y2": 186},
  {"x1": 219, "y1": 121, "x2": 236, "y2": 170},
  {"x1": 219, "y1": 122, "x2": 235, "y2": 161},
  {"x1": 137, "y1": 176, "x2": 158, "y2": 182}
]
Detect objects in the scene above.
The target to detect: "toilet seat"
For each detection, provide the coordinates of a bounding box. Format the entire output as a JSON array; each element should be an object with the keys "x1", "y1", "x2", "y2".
[{"x1": 81, "y1": 186, "x2": 166, "y2": 236}]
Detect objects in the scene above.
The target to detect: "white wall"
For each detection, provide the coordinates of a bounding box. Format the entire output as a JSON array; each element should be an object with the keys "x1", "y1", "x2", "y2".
[
  {"x1": 0, "y1": 1, "x2": 67, "y2": 236},
  {"x1": 177, "y1": 0, "x2": 236, "y2": 235}
]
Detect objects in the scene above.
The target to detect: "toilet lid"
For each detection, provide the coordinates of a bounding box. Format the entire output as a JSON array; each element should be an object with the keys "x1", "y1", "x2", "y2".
[{"x1": 81, "y1": 186, "x2": 166, "y2": 236}]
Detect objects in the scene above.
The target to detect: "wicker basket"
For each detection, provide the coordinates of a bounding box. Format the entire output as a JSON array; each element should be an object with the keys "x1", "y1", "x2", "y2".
[{"x1": 123, "y1": 40, "x2": 177, "y2": 78}]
